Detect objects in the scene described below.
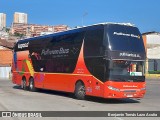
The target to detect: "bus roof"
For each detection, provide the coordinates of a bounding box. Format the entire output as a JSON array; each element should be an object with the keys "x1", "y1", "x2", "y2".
[{"x1": 17, "y1": 22, "x2": 135, "y2": 43}]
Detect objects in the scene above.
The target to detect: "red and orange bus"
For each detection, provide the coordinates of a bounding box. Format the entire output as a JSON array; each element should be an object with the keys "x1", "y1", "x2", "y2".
[{"x1": 12, "y1": 23, "x2": 146, "y2": 100}]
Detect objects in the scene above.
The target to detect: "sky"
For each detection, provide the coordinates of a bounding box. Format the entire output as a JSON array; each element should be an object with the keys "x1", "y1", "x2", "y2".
[{"x1": 0, "y1": 0, "x2": 160, "y2": 33}]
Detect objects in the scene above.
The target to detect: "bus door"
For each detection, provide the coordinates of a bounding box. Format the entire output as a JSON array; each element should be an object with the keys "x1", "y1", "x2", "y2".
[{"x1": 90, "y1": 64, "x2": 105, "y2": 97}]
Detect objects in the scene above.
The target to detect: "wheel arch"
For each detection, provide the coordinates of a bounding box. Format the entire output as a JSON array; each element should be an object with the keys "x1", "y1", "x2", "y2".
[
  {"x1": 27, "y1": 76, "x2": 34, "y2": 85},
  {"x1": 22, "y1": 75, "x2": 26, "y2": 80},
  {"x1": 21, "y1": 75, "x2": 27, "y2": 85},
  {"x1": 74, "y1": 79, "x2": 85, "y2": 91},
  {"x1": 29, "y1": 76, "x2": 34, "y2": 81}
]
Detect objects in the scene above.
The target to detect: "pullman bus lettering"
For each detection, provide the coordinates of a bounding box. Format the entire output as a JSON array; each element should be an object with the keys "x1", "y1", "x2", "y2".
[
  {"x1": 41, "y1": 47, "x2": 69, "y2": 56},
  {"x1": 114, "y1": 32, "x2": 140, "y2": 38}
]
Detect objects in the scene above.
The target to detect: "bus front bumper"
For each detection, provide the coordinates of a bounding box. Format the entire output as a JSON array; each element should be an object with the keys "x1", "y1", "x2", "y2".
[{"x1": 104, "y1": 86, "x2": 146, "y2": 99}]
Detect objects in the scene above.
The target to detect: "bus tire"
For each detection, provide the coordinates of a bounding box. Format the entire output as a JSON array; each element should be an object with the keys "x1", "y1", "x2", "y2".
[
  {"x1": 74, "y1": 82, "x2": 86, "y2": 100},
  {"x1": 29, "y1": 78, "x2": 37, "y2": 92},
  {"x1": 21, "y1": 77, "x2": 27, "y2": 90}
]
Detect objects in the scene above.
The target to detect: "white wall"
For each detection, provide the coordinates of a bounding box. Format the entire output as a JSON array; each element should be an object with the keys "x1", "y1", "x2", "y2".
[
  {"x1": 147, "y1": 34, "x2": 160, "y2": 45},
  {"x1": 147, "y1": 47, "x2": 160, "y2": 59},
  {"x1": 146, "y1": 34, "x2": 160, "y2": 59},
  {"x1": 0, "y1": 67, "x2": 11, "y2": 79}
]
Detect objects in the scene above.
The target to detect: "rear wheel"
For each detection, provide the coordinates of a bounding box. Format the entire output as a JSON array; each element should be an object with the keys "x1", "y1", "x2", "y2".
[
  {"x1": 29, "y1": 78, "x2": 37, "y2": 92},
  {"x1": 21, "y1": 78, "x2": 27, "y2": 90},
  {"x1": 74, "y1": 82, "x2": 86, "y2": 100}
]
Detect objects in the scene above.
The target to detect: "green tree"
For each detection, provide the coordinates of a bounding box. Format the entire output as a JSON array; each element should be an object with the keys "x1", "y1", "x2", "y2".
[{"x1": 14, "y1": 32, "x2": 24, "y2": 38}]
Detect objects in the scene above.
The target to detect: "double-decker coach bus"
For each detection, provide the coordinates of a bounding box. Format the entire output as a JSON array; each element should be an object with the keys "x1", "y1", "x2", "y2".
[{"x1": 12, "y1": 23, "x2": 146, "y2": 100}]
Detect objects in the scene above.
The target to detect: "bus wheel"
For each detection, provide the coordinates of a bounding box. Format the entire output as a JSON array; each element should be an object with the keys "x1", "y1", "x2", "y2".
[
  {"x1": 74, "y1": 82, "x2": 86, "y2": 100},
  {"x1": 29, "y1": 78, "x2": 37, "y2": 92},
  {"x1": 21, "y1": 78, "x2": 27, "y2": 90}
]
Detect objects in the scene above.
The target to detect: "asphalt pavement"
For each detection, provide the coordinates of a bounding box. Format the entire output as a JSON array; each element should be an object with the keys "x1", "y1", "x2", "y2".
[{"x1": 0, "y1": 78, "x2": 159, "y2": 120}]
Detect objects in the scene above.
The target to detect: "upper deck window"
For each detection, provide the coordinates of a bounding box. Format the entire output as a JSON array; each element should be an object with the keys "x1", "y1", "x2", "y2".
[{"x1": 106, "y1": 24, "x2": 145, "y2": 53}]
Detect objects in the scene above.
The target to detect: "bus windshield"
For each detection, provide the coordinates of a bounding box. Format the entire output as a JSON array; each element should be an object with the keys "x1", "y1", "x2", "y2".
[
  {"x1": 108, "y1": 60, "x2": 145, "y2": 82},
  {"x1": 107, "y1": 24, "x2": 145, "y2": 53}
]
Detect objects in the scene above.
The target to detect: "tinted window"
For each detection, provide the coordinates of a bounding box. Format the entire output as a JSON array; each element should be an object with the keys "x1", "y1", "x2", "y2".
[
  {"x1": 84, "y1": 26, "x2": 106, "y2": 82},
  {"x1": 29, "y1": 32, "x2": 84, "y2": 73},
  {"x1": 84, "y1": 26, "x2": 104, "y2": 57},
  {"x1": 85, "y1": 57, "x2": 106, "y2": 82},
  {"x1": 107, "y1": 24, "x2": 145, "y2": 53}
]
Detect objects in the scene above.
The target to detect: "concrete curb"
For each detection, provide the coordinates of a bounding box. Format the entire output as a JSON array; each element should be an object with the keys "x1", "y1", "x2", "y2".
[{"x1": 145, "y1": 74, "x2": 160, "y2": 79}]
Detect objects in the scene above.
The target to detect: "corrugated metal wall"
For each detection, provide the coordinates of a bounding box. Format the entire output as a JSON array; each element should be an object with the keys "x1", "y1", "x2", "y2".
[
  {"x1": 148, "y1": 59, "x2": 160, "y2": 71},
  {"x1": 0, "y1": 67, "x2": 11, "y2": 79}
]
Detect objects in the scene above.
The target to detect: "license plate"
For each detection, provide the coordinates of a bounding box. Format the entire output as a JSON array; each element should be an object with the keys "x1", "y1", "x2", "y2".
[{"x1": 126, "y1": 94, "x2": 133, "y2": 97}]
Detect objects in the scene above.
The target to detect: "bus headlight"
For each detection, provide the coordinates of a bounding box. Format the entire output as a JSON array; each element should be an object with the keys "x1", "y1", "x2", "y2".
[{"x1": 108, "y1": 86, "x2": 120, "y2": 92}]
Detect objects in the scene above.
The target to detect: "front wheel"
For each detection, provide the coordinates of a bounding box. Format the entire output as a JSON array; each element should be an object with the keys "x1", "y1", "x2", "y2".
[
  {"x1": 29, "y1": 78, "x2": 37, "y2": 92},
  {"x1": 74, "y1": 82, "x2": 86, "y2": 100}
]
